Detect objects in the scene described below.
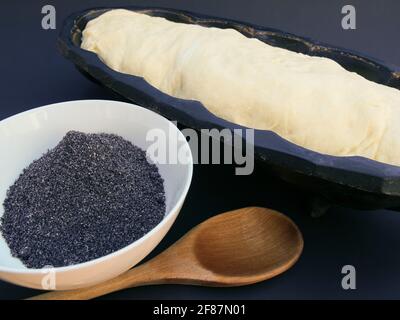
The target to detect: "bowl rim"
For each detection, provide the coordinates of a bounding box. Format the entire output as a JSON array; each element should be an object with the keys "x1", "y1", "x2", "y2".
[{"x1": 0, "y1": 99, "x2": 194, "y2": 274}]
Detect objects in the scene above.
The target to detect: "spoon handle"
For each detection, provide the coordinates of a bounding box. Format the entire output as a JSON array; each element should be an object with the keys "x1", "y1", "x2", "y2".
[{"x1": 27, "y1": 261, "x2": 165, "y2": 300}]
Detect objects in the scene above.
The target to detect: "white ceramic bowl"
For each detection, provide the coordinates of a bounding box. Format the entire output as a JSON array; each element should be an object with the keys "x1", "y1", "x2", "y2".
[{"x1": 0, "y1": 100, "x2": 193, "y2": 290}]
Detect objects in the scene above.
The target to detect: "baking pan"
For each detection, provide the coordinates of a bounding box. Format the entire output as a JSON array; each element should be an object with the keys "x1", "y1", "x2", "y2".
[{"x1": 58, "y1": 6, "x2": 400, "y2": 214}]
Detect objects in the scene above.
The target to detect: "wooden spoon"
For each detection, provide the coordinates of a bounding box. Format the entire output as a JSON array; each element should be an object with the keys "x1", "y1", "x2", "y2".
[{"x1": 29, "y1": 207, "x2": 303, "y2": 300}]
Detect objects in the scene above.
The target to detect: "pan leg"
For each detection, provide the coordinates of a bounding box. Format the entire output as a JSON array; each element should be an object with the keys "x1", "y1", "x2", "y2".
[{"x1": 309, "y1": 196, "x2": 331, "y2": 218}]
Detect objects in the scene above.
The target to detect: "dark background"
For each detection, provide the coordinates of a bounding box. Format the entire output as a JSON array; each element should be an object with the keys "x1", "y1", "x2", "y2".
[{"x1": 1, "y1": 0, "x2": 400, "y2": 299}]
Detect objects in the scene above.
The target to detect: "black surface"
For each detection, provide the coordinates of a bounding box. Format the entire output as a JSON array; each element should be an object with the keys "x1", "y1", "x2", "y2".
[
  {"x1": 59, "y1": 6, "x2": 400, "y2": 212},
  {"x1": 1, "y1": 0, "x2": 400, "y2": 300}
]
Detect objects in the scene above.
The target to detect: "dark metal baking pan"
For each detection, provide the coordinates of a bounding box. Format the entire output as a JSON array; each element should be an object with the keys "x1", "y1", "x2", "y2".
[{"x1": 58, "y1": 6, "x2": 400, "y2": 213}]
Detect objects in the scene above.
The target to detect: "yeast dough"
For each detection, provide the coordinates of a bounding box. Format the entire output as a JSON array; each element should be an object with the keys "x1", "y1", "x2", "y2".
[{"x1": 81, "y1": 9, "x2": 400, "y2": 166}]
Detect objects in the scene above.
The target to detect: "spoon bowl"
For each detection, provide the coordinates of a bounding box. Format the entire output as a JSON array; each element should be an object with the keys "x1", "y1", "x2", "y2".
[
  {"x1": 192, "y1": 207, "x2": 303, "y2": 284},
  {"x1": 30, "y1": 207, "x2": 303, "y2": 300}
]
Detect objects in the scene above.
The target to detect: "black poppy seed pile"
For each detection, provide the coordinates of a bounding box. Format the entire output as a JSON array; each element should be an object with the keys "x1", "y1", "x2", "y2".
[{"x1": 0, "y1": 131, "x2": 165, "y2": 268}]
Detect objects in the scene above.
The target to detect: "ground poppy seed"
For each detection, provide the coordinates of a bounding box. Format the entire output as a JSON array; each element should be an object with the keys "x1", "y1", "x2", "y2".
[{"x1": 0, "y1": 131, "x2": 166, "y2": 268}]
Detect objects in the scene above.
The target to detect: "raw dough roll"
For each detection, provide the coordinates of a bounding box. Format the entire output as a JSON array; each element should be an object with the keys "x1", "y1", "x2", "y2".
[{"x1": 81, "y1": 9, "x2": 400, "y2": 166}]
